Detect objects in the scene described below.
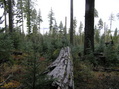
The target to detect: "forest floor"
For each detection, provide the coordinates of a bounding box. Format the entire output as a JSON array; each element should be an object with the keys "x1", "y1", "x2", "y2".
[
  {"x1": 1, "y1": 50, "x2": 119, "y2": 89},
  {"x1": 74, "y1": 60, "x2": 119, "y2": 89},
  {"x1": 0, "y1": 52, "x2": 49, "y2": 89}
]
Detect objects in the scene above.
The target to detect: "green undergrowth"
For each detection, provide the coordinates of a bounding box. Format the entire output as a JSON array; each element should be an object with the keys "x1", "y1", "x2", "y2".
[{"x1": 74, "y1": 59, "x2": 119, "y2": 89}]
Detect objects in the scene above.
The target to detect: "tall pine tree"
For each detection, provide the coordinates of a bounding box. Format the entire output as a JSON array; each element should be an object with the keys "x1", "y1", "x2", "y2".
[
  {"x1": 48, "y1": 8, "x2": 55, "y2": 34},
  {"x1": 16, "y1": 0, "x2": 24, "y2": 33},
  {"x1": 37, "y1": 9, "x2": 43, "y2": 33},
  {"x1": 23, "y1": 0, "x2": 35, "y2": 34},
  {"x1": 70, "y1": 0, "x2": 74, "y2": 45},
  {"x1": 8, "y1": 0, "x2": 14, "y2": 33},
  {"x1": 84, "y1": 0, "x2": 95, "y2": 54}
]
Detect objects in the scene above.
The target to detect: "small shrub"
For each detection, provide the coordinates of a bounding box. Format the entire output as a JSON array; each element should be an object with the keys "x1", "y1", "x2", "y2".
[
  {"x1": 11, "y1": 32, "x2": 22, "y2": 50},
  {"x1": 74, "y1": 59, "x2": 94, "y2": 89},
  {"x1": 95, "y1": 40, "x2": 105, "y2": 53},
  {"x1": 104, "y1": 44, "x2": 119, "y2": 67},
  {"x1": 0, "y1": 33, "x2": 13, "y2": 63},
  {"x1": 71, "y1": 45, "x2": 82, "y2": 59}
]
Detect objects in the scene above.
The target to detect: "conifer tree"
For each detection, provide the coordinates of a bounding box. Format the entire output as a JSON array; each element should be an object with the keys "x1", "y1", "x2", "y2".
[
  {"x1": 53, "y1": 19, "x2": 58, "y2": 36},
  {"x1": 113, "y1": 28, "x2": 118, "y2": 43},
  {"x1": 16, "y1": 0, "x2": 24, "y2": 33},
  {"x1": 59, "y1": 21, "x2": 63, "y2": 34},
  {"x1": 23, "y1": 0, "x2": 35, "y2": 34},
  {"x1": 95, "y1": 26, "x2": 100, "y2": 44},
  {"x1": 98, "y1": 18, "x2": 103, "y2": 30},
  {"x1": 48, "y1": 8, "x2": 54, "y2": 34},
  {"x1": 73, "y1": 17, "x2": 77, "y2": 35},
  {"x1": 23, "y1": 36, "x2": 53, "y2": 89},
  {"x1": 73, "y1": 17, "x2": 77, "y2": 45},
  {"x1": 84, "y1": 0, "x2": 95, "y2": 54},
  {"x1": 8, "y1": 0, "x2": 14, "y2": 33},
  {"x1": 79, "y1": 21, "x2": 83, "y2": 44},
  {"x1": 70, "y1": 0, "x2": 74, "y2": 45},
  {"x1": 94, "y1": 8, "x2": 98, "y2": 18},
  {"x1": 109, "y1": 13, "x2": 114, "y2": 31},
  {"x1": 37, "y1": 9, "x2": 43, "y2": 33}
]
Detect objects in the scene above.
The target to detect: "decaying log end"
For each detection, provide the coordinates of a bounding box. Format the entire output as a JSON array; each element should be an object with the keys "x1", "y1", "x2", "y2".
[{"x1": 45, "y1": 46, "x2": 74, "y2": 89}]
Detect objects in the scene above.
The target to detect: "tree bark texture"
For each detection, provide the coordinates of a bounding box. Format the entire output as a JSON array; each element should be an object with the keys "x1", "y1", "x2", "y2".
[
  {"x1": 70, "y1": 0, "x2": 74, "y2": 45},
  {"x1": 8, "y1": 0, "x2": 13, "y2": 33},
  {"x1": 3, "y1": 0, "x2": 7, "y2": 32},
  {"x1": 45, "y1": 47, "x2": 74, "y2": 89},
  {"x1": 27, "y1": 0, "x2": 31, "y2": 34},
  {"x1": 84, "y1": 0, "x2": 95, "y2": 54}
]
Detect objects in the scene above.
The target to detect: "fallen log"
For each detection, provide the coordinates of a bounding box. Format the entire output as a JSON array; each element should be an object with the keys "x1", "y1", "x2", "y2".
[
  {"x1": 12, "y1": 51, "x2": 22, "y2": 55},
  {"x1": 44, "y1": 47, "x2": 74, "y2": 89},
  {"x1": 93, "y1": 68, "x2": 119, "y2": 72}
]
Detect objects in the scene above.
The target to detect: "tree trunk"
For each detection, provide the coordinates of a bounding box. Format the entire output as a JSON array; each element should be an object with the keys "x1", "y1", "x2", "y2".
[
  {"x1": 84, "y1": 0, "x2": 95, "y2": 54},
  {"x1": 22, "y1": 11, "x2": 24, "y2": 33},
  {"x1": 45, "y1": 47, "x2": 74, "y2": 89},
  {"x1": 27, "y1": 0, "x2": 31, "y2": 34},
  {"x1": 8, "y1": 0, "x2": 13, "y2": 33},
  {"x1": 21, "y1": 0, "x2": 24, "y2": 33},
  {"x1": 3, "y1": 0, "x2": 7, "y2": 33},
  {"x1": 70, "y1": 0, "x2": 74, "y2": 45},
  {"x1": 64, "y1": 17, "x2": 67, "y2": 36}
]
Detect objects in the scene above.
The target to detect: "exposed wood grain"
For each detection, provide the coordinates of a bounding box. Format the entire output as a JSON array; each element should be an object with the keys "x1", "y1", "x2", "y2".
[{"x1": 45, "y1": 47, "x2": 74, "y2": 89}]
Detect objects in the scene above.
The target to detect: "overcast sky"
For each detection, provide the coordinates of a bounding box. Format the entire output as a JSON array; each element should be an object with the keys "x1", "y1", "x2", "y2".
[
  {"x1": 36, "y1": 0, "x2": 119, "y2": 34},
  {"x1": 0, "y1": 0, "x2": 119, "y2": 34}
]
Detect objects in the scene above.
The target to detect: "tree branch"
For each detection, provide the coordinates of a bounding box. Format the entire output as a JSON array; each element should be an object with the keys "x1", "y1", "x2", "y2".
[{"x1": 0, "y1": 75, "x2": 13, "y2": 86}]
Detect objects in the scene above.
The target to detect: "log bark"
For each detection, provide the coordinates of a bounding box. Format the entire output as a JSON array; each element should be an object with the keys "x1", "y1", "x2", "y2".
[{"x1": 45, "y1": 47, "x2": 74, "y2": 89}]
